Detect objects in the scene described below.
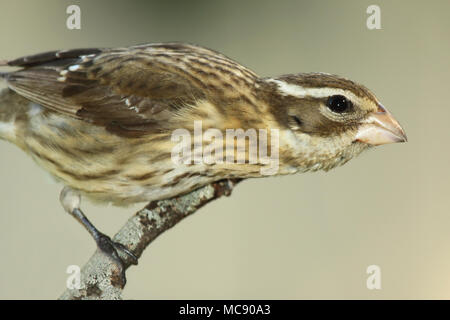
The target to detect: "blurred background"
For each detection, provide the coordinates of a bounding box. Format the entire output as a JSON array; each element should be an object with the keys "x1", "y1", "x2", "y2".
[{"x1": 0, "y1": 0, "x2": 449, "y2": 299}]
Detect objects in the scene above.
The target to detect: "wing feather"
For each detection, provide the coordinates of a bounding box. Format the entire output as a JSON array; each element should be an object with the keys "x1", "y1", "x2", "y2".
[{"x1": 4, "y1": 44, "x2": 215, "y2": 136}]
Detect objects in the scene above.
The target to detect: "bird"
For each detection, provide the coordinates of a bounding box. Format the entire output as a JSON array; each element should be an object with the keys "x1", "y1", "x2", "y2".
[{"x1": 0, "y1": 42, "x2": 406, "y2": 277}]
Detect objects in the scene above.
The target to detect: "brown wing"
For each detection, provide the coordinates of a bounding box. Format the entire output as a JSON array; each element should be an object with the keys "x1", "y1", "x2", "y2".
[{"x1": 3, "y1": 43, "x2": 225, "y2": 136}]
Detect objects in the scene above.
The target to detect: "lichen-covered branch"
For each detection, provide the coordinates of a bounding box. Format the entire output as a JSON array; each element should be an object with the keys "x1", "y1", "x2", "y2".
[{"x1": 59, "y1": 179, "x2": 240, "y2": 300}]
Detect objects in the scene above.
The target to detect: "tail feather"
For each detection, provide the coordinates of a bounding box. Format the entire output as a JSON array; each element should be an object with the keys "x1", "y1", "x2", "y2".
[
  {"x1": 0, "y1": 88, "x2": 16, "y2": 141},
  {"x1": 0, "y1": 88, "x2": 34, "y2": 142},
  {"x1": 1, "y1": 59, "x2": 10, "y2": 79}
]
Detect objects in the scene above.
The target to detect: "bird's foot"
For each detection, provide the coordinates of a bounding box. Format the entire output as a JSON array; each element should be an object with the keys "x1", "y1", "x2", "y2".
[{"x1": 95, "y1": 233, "x2": 138, "y2": 286}]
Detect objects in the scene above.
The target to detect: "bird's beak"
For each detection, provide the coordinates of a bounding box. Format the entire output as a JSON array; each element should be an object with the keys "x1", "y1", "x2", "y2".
[{"x1": 355, "y1": 104, "x2": 407, "y2": 146}]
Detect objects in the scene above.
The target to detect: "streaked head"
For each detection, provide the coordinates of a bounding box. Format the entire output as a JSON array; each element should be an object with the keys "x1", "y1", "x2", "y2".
[{"x1": 263, "y1": 73, "x2": 407, "y2": 170}]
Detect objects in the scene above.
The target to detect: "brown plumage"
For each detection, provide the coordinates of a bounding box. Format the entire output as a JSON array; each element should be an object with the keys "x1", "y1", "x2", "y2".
[
  {"x1": 4, "y1": 43, "x2": 260, "y2": 136},
  {"x1": 0, "y1": 42, "x2": 406, "y2": 271}
]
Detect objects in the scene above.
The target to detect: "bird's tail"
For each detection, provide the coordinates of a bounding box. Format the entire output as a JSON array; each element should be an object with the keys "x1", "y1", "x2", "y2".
[
  {"x1": 0, "y1": 87, "x2": 31, "y2": 142},
  {"x1": 0, "y1": 87, "x2": 15, "y2": 141},
  {"x1": 0, "y1": 59, "x2": 9, "y2": 79},
  {"x1": 0, "y1": 59, "x2": 16, "y2": 141}
]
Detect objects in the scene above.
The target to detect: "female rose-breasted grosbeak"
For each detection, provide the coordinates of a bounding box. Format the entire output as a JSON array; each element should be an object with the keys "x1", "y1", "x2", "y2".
[{"x1": 0, "y1": 43, "x2": 406, "y2": 271}]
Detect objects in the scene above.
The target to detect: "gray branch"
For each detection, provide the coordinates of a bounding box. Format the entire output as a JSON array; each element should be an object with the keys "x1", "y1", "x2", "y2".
[{"x1": 59, "y1": 179, "x2": 240, "y2": 300}]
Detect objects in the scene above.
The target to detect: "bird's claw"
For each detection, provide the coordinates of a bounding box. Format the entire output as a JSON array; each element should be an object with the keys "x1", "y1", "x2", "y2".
[
  {"x1": 95, "y1": 233, "x2": 138, "y2": 286},
  {"x1": 111, "y1": 241, "x2": 139, "y2": 266}
]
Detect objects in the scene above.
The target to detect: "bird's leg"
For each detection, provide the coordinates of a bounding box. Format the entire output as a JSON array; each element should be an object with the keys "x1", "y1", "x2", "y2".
[{"x1": 59, "y1": 187, "x2": 138, "y2": 285}]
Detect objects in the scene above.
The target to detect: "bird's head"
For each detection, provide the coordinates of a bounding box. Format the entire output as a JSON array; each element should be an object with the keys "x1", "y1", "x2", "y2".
[{"x1": 262, "y1": 73, "x2": 407, "y2": 172}]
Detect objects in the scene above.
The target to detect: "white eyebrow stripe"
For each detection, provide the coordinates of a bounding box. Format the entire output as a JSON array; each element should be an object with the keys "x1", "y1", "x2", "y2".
[{"x1": 266, "y1": 78, "x2": 359, "y2": 102}]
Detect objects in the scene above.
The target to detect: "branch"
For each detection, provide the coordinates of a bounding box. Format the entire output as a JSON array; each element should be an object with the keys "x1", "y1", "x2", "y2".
[{"x1": 59, "y1": 179, "x2": 241, "y2": 300}]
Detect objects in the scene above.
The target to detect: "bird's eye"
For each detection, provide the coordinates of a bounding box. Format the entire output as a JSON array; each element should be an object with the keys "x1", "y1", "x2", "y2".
[{"x1": 327, "y1": 95, "x2": 351, "y2": 113}]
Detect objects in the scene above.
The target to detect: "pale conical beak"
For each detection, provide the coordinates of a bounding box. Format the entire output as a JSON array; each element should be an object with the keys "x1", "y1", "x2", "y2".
[{"x1": 355, "y1": 104, "x2": 407, "y2": 145}]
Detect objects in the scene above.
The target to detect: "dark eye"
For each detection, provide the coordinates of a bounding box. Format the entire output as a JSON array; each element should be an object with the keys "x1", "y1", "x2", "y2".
[{"x1": 327, "y1": 95, "x2": 351, "y2": 113}]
